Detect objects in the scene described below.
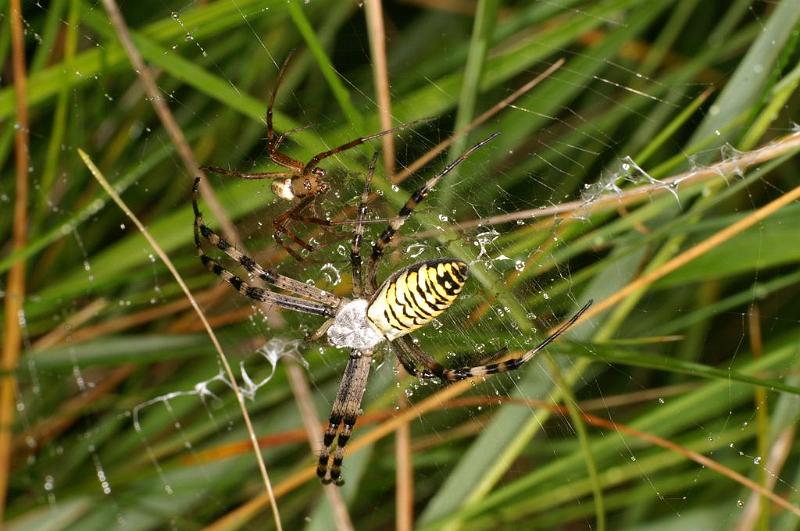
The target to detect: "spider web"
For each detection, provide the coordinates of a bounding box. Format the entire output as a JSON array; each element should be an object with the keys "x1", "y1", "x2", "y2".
[{"x1": 6, "y1": 1, "x2": 800, "y2": 530}]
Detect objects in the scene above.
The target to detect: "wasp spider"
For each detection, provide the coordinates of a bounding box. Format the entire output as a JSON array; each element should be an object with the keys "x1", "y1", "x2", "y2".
[
  {"x1": 202, "y1": 53, "x2": 410, "y2": 261},
  {"x1": 192, "y1": 132, "x2": 592, "y2": 485}
]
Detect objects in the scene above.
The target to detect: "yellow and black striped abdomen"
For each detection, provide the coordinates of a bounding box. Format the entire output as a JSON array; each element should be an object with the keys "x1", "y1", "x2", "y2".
[{"x1": 367, "y1": 259, "x2": 468, "y2": 341}]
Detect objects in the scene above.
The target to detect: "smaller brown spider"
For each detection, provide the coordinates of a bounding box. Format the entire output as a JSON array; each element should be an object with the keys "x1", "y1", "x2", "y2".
[{"x1": 203, "y1": 53, "x2": 410, "y2": 261}]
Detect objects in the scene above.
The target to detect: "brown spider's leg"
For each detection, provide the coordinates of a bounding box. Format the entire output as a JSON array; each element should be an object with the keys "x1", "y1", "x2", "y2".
[
  {"x1": 351, "y1": 154, "x2": 378, "y2": 298},
  {"x1": 266, "y1": 53, "x2": 305, "y2": 172},
  {"x1": 193, "y1": 179, "x2": 340, "y2": 306},
  {"x1": 272, "y1": 123, "x2": 314, "y2": 152},
  {"x1": 273, "y1": 228, "x2": 306, "y2": 262},
  {"x1": 267, "y1": 54, "x2": 291, "y2": 152},
  {"x1": 273, "y1": 195, "x2": 320, "y2": 231},
  {"x1": 286, "y1": 212, "x2": 334, "y2": 226},
  {"x1": 272, "y1": 189, "x2": 351, "y2": 261},
  {"x1": 201, "y1": 166, "x2": 296, "y2": 180},
  {"x1": 394, "y1": 300, "x2": 592, "y2": 381},
  {"x1": 276, "y1": 213, "x2": 333, "y2": 227},
  {"x1": 274, "y1": 222, "x2": 315, "y2": 252},
  {"x1": 272, "y1": 196, "x2": 321, "y2": 261},
  {"x1": 318, "y1": 350, "x2": 373, "y2": 485},
  {"x1": 367, "y1": 132, "x2": 500, "y2": 290},
  {"x1": 303, "y1": 121, "x2": 420, "y2": 176}
]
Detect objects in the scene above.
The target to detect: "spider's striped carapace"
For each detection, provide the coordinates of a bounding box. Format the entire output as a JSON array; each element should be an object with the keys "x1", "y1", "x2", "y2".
[{"x1": 367, "y1": 259, "x2": 468, "y2": 341}]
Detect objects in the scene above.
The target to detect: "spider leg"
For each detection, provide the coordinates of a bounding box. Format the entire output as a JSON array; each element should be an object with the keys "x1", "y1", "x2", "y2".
[
  {"x1": 303, "y1": 121, "x2": 418, "y2": 177},
  {"x1": 392, "y1": 336, "x2": 506, "y2": 380},
  {"x1": 389, "y1": 338, "x2": 430, "y2": 378},
  {"x1": 317, "y1": 350, "x2": 372, "y2": 486},
  {"x1": 279, "y1": 192, "x2": 335, "y2": 227},
  {"x1": 394, "y1": 300, "x2": 592, "y2": 381},
  {"x1": 192, "y1": 179, "x2": 340, "y2": 310},
  {"x1": 273, "y1": 228, "x2": 306, "y2": 263},
  {"x1": 274, "y1": 218, "x2": 316, "y2": 251},
  {"x1": 286, "y1": 212, "x2": 334, "y2": 226},
  {"x1": 351, "y1": 153, "x2": 378, "y2": 299},
  {"x1": 267, "y1": 53, "x2": 291, "y2": 154},
  {"x1": 272, "y1": 123, "x2": 314, "y2": 152},
  {"x1": 194, "y1": 237, "x2": 334, "y2": 316},
  {"x1": 367, "y1": 132, "x2": 500, "y2": 290},
  {"x1": 272, "y1": 195, "x2": 326, "y2": 260},
  {"x1": 266, "y1": 52, "x2": 305, "y2": 172},
  {"x1": 305, "y1": 318, "x2": 335, "y2": 344},
  {"x1": 204, "y1": 55, "x2": 305, "y2": 179},
  {"x1": 201, "y1": 166, "x2": 296, "y2": 180}
]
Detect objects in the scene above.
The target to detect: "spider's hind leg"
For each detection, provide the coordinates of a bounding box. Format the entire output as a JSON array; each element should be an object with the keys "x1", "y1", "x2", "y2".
[
  {"x1": 317, "y1": 350, "x2": 372, "y2": 486},
  {"x1": 392, "y1": 300, "x2": 592, "y2": 381},
  {"x1": 201, "y1": 166, "x2": 295, "y2": 181}
]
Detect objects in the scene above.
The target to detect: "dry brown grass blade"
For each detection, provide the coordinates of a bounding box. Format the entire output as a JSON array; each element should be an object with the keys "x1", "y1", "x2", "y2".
[
  {"x1": 74, "y1": 295, "x2": 212, "y2": 341},
  {"x1": 188, "y1": 384, "x2": 694, "y2": 463},
  {"x1": 100, "y1": 0, "x2": 241, "y2": 247},
  {"x1": 10, "y1": 299, "x2": 114, "y2": 460},
  {"x1": 185, "y1": 409, "x2": 398, "y2": 465},
  {"x1": 285, "y1": 360, "x2": 354, "y2": 531},
  {"x1": 743, "y1": 304, "x2": 770, "y2": 531},
  {"x1": 575, "y1": 382, "x2": 697, "y2": 410},
  {"x1": 27, "y1": 286, "x2": 250, "y2": 353},
  {"x1": 78, "y1": 150, "x2": 283, "y2": 531},
  {"x1": 0, "y1": 0, "x2": 30, "y2": 519},
  {"x1": 364, "y1": 3, "x2": 416, "y2": 526},
  {"x1": 63, "y1": 289, "x2": 220, "y2": 344},
  {"x1": 583, "y1": 413, "x2": 800, "y2": 518},
  {"x1": 394, "y1": 59, "x2": 565, "y2": 185},
  {"x1": 31, "y1": 299, "x2": 107, "y2": 351},
  {"x1": 365, "y1": 0, "x2": 396, "y2": 178},
  {"x1": 449, "y1": 130, "x2": 800, "y2": 230},
  {"x1": 394, "y1": 362, "x2": 415, "y2": 531},
  {"x1": 423, "y1": 402, "x2": 800, "y2": 518},
  {"x1": 12, "y1": 365, "x2": 134, "y2": 462},
  {"x1": 736, "y1": 426, "x2": 796, "y2": 531},
  {"x1": 573, "y1": 155, "x2": 800, "y2": 327}
]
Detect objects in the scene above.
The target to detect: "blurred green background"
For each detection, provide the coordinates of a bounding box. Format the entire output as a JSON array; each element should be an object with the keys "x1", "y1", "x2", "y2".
[{"x1": 2, "y1": 0, "x2": 800, "y2": 529}]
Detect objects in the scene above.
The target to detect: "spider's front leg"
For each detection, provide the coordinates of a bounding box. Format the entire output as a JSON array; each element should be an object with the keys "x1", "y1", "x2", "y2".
[
  {"x1": 317, "y1": 350, "x2": 372, "y2": 486},
  {"x1": 271, "y1": 195, "x2": 322, "y2": 260}
]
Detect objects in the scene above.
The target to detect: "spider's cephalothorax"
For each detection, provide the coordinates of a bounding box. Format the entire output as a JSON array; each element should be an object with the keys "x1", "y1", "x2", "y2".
[
  {"x1": 192, "y1": 133, "x2": 592, "y2": 486},
  {"x1": 202, "y1": 53, "x2": 410, "y2": 261},
  {"x1": 269, "y1": 168, "x2": 326, "y2": 201}
]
